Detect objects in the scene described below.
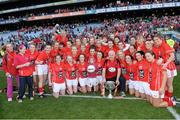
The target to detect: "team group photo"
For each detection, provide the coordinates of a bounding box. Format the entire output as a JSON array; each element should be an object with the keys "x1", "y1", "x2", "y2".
[{"x1": 0, "y1": 0, "x2": 180, "y2": 119}]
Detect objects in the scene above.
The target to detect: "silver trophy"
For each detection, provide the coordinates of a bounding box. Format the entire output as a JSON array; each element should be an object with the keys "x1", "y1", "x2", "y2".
[{"x1": 105, "y1": 81, "x2": 116, "y2": 99}]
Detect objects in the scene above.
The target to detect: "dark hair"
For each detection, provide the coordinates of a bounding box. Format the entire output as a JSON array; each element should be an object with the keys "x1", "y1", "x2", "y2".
[
  {"x1": 145, "y1": 51, "x2": 156, "y2": 58},
  {"x1": 89, "y1": 45, "x2": 96, "y2": 51},
  {"x1": 125, "y1": 54, "x2": 134, "y2": 60},
  {"x1": 97, "y1": 51, "x2": 104, "y2": 58},
  {"x1": 136, "y1": 50, "x2": 145, "y2": 56},
  {"x1": 78, "y1": 53, "x2": 86, "y2": 62}
]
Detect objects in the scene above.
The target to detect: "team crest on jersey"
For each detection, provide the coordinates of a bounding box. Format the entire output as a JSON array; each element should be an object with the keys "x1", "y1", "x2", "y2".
[
  {"x1": 139, "y1": 70, "x2": 144, "y2": 78},
  {"x1": 87, "y1": 65, "x2": 95, "y2": 73},
  {"x1": 130, "y1": 72, "x2": 134, "y2": 80},
  {"x1": 58, "y1": 71, "x2": 63, "y2": 78},
  {"x1": 122, "y1": 68, "x2": 126, "y2": 74},
  {"x1": 71, "y1": 71, "x2": 76, "y2": 77},
  {"x1": 82, "y1": 71, "x2": 87, "y2": 77},
  {"x1": 108, "y1": 67, "x2": 116, "y2": 72},
  {"x1": 149, "y1": 72, "x2": 152, "y2": 82}
]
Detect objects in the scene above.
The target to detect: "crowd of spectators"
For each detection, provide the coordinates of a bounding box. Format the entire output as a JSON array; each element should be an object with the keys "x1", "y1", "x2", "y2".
[
  {"x1": 0, "y1": 15, "x2": 179, "y2": 50},
  {"x1": 0, "y1": 0, "x2": 179, "y2": 22}
]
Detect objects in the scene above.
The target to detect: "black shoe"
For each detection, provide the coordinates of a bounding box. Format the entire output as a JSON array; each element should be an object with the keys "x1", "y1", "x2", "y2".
[{"x1": 39, "y1": 94, "x2": 45, "y2": 98}]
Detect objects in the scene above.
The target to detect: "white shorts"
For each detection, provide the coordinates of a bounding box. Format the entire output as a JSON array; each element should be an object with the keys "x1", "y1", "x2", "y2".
[
  {"x1": 53, "y1": 82, "x2": 66, "y2": 93},
  {"x1": 79, "y1": 78, "x2": 87, "y2": 86},
  {"x1": 96, "y1": 76, "x2": 105, "y2": 84},
  {"x1": 128, "y1": 80, "x2": 136, "y2": 89},
  {"x1": 134, "y1": 81, "x2": 140, "y2": 91},
  {"x1": 151, "y1": 90, "x2": 164, "y2": 98},
  {"x1": 138, "y1": 81, "x2": 151, "y2": 95},
  {"x1": 87, "y1": 78, "x2": 98, "y2": 87},
  {"x1": 33, "y1": 71, "x2": 37, "y2": 76},
  {"x1": 167, "y1": 69, "x2": 177, "y2": 78},
  {"x1": 37, "y1": 64, "x2": 48, "y2": 75},
  {"x1": 66, "y1": 79, "x2": 78, "y2": 87}
]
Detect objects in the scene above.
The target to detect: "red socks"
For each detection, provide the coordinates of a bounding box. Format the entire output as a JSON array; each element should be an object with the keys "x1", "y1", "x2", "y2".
[{"x1": 38, "y1": 88, "x2": 44, "y2": 95}]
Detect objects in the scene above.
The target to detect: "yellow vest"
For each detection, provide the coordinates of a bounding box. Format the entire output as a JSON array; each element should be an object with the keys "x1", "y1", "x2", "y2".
[{"x1": 166, "y1": 39, "x2": 175, "y2": 48}]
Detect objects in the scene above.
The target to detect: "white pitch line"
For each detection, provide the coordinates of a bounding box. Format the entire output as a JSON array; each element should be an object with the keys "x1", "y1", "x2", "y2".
[
  {"x1": 13, "y1": 91, "x2": 143, "y2": 100},
  {"x1": 44, "y1": 93, "x2": 143, "y2": 100},
  {"x1": 167, "y1": 107, "x2": 180, "y2": 120}
]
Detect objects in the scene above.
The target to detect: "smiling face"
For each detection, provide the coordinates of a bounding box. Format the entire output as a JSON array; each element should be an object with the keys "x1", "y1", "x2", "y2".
[
  {"x1": 67, "y1": 55, "x2": 73, "y2": 64},
  {"x1": 145, "y1": 52, "x2": 154, "y2": 62},
  {"x1": 97, "y1": 51, "x2": 103, "y2": 59},
  {"x1": 19, "y1": 46, "x2": 26, "y2": 54},
  {"x1": 108, "y1": 50, "x2": 115, "y2": 60},
  {"x1": 6, "y1": 44, "x2": 13, "y2": 53},
  {"x1": 79, "y1": 54, "x2": 85, "y2": 63},
  {"x1": 153, "y1": 36, "x2": 162, "y2": 47},
  {"x1": 145, "y1": 40, "x2": 153, "y2": 50},
  {"x1": 45, "y1": 45, "x2": 52, "y2": 54},
  {"x1": 29, "y1": 44, "x2": 36, "y2": 53},
  {"x1": 108, "y1": 41, "x2": 114, "y2": 49},
  {"x1": 136, "y1": 52, "x2": 143, "y2": 62},
  {"x1": 55, "y1": 55, "x2": 61, "y2": 63},
  {"x1": 125, "y1": 55, "x2": 132, "y2": 64}
]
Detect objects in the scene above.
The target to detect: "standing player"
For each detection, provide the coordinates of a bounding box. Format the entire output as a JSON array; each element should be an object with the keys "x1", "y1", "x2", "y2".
[
  {"x1": 117, "y1": 50, "x2": 127, "y2": 97},
  {"x1": 35, "y1": 44, "x2": 52, "y2": 98},
  {"x1": 2, "y1": 43, "x2": 19, "y2": 102},
  {"x1": 25, "y1": 43, "x2": 39, "y2": 92},
  {"x1": 96, "y1": 51, "x2": 105, "y2": 96},
  {"x1": 49, "y1": 55, "x2": 66, "y2": 98}
]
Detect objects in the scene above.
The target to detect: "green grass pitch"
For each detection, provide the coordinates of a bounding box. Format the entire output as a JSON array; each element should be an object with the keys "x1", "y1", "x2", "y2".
[{"x1": 0, "y1": 70, "x2": 180, "y2": 119}]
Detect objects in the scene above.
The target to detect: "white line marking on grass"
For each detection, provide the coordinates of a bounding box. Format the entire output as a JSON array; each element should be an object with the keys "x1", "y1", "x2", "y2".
[
  {"x1": 167, "y1": 107, "x2": 180, "y2": 120},
  {"x1": 45, "y1": 93, "x2": 143, "y2": 100}
]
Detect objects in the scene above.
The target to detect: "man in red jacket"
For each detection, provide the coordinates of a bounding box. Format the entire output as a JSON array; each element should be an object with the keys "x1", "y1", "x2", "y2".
[{"x1": 2, "y1": 43, "x2": 19, "y2": 102}]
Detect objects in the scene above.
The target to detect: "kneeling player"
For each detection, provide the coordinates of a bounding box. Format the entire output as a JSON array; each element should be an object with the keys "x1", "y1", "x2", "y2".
[
  {"x1": 65, "y1": 55, "x2": 78, "y2": 95},
  {"x1": 125, "y1": 55, "x2": 138, "y2": 95},
  {"x1": 77, "y1": 54, "x2": 88, "y2": 93},
  {"x1": 87, "y1": 57, "x2": 98, "y2": 92},
  {"x1": 145, "y1": 51, "x2": 175, "y2": 107},
  {"x1": 49, "y1": 55, "x2": 66, "y2": 98}
]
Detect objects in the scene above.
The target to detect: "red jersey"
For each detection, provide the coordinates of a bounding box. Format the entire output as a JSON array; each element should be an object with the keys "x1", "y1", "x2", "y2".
[
  {"x1": 153, "y1": 41, "x2": 176, "y2": 70},
  {"x1": 104, "y1": 47, "x2": 118, "y2": 57},
  {"x1": 14, "y1": 54, "x2": 34, "y2": 76},
  {"x1": 104, "y1": 59, "x2": 121, "y2": 79},
  {"x1": 25, "y1": 50, "x2": 39, "y2": 71},
  {"x1": 137, "y1": 59, "x2": 149, "y2": 82},
  {"x1": 148, "y1": 60, "x2": 166, "y2": 91},
  {"x1": 2, "y1": 51, "x2": 18, "y2": 76},
  {"x1": 96, "y1": 45, "x2": 106, "y2": 53},
  {"x1": 50, "y1": 62, "x2": 65, "y2": 84},
  {"x1": 55, "y1": 34, "x2": 68, "y2": 46},
  {"x1": 136, "y1": 42, "x2": 146, "y2": 51},
  {"x1": 119, "y1": 59, "x2": 128, "y2": 79},
  {"x1": 87, "y1": 63, "x2": 97, "y2": 78},
  {"x1": 77, "y1": 62, "x2": 88, "y2": 78},
  {"x1": 50, "y1": 49, "x2": 59, "y2": 63},
  {"x1": 64, "y1": 63, "x2": 77, "y2": 80},
  {"x1": 126, "y1": 62, "x2": 138, "y2": 80},
  {"x1": 36, "y1": 51, "x2": 50, "y2": 64},
  {"x1": 96, "y1": 59, "x2": 104, "y2": 76}
]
